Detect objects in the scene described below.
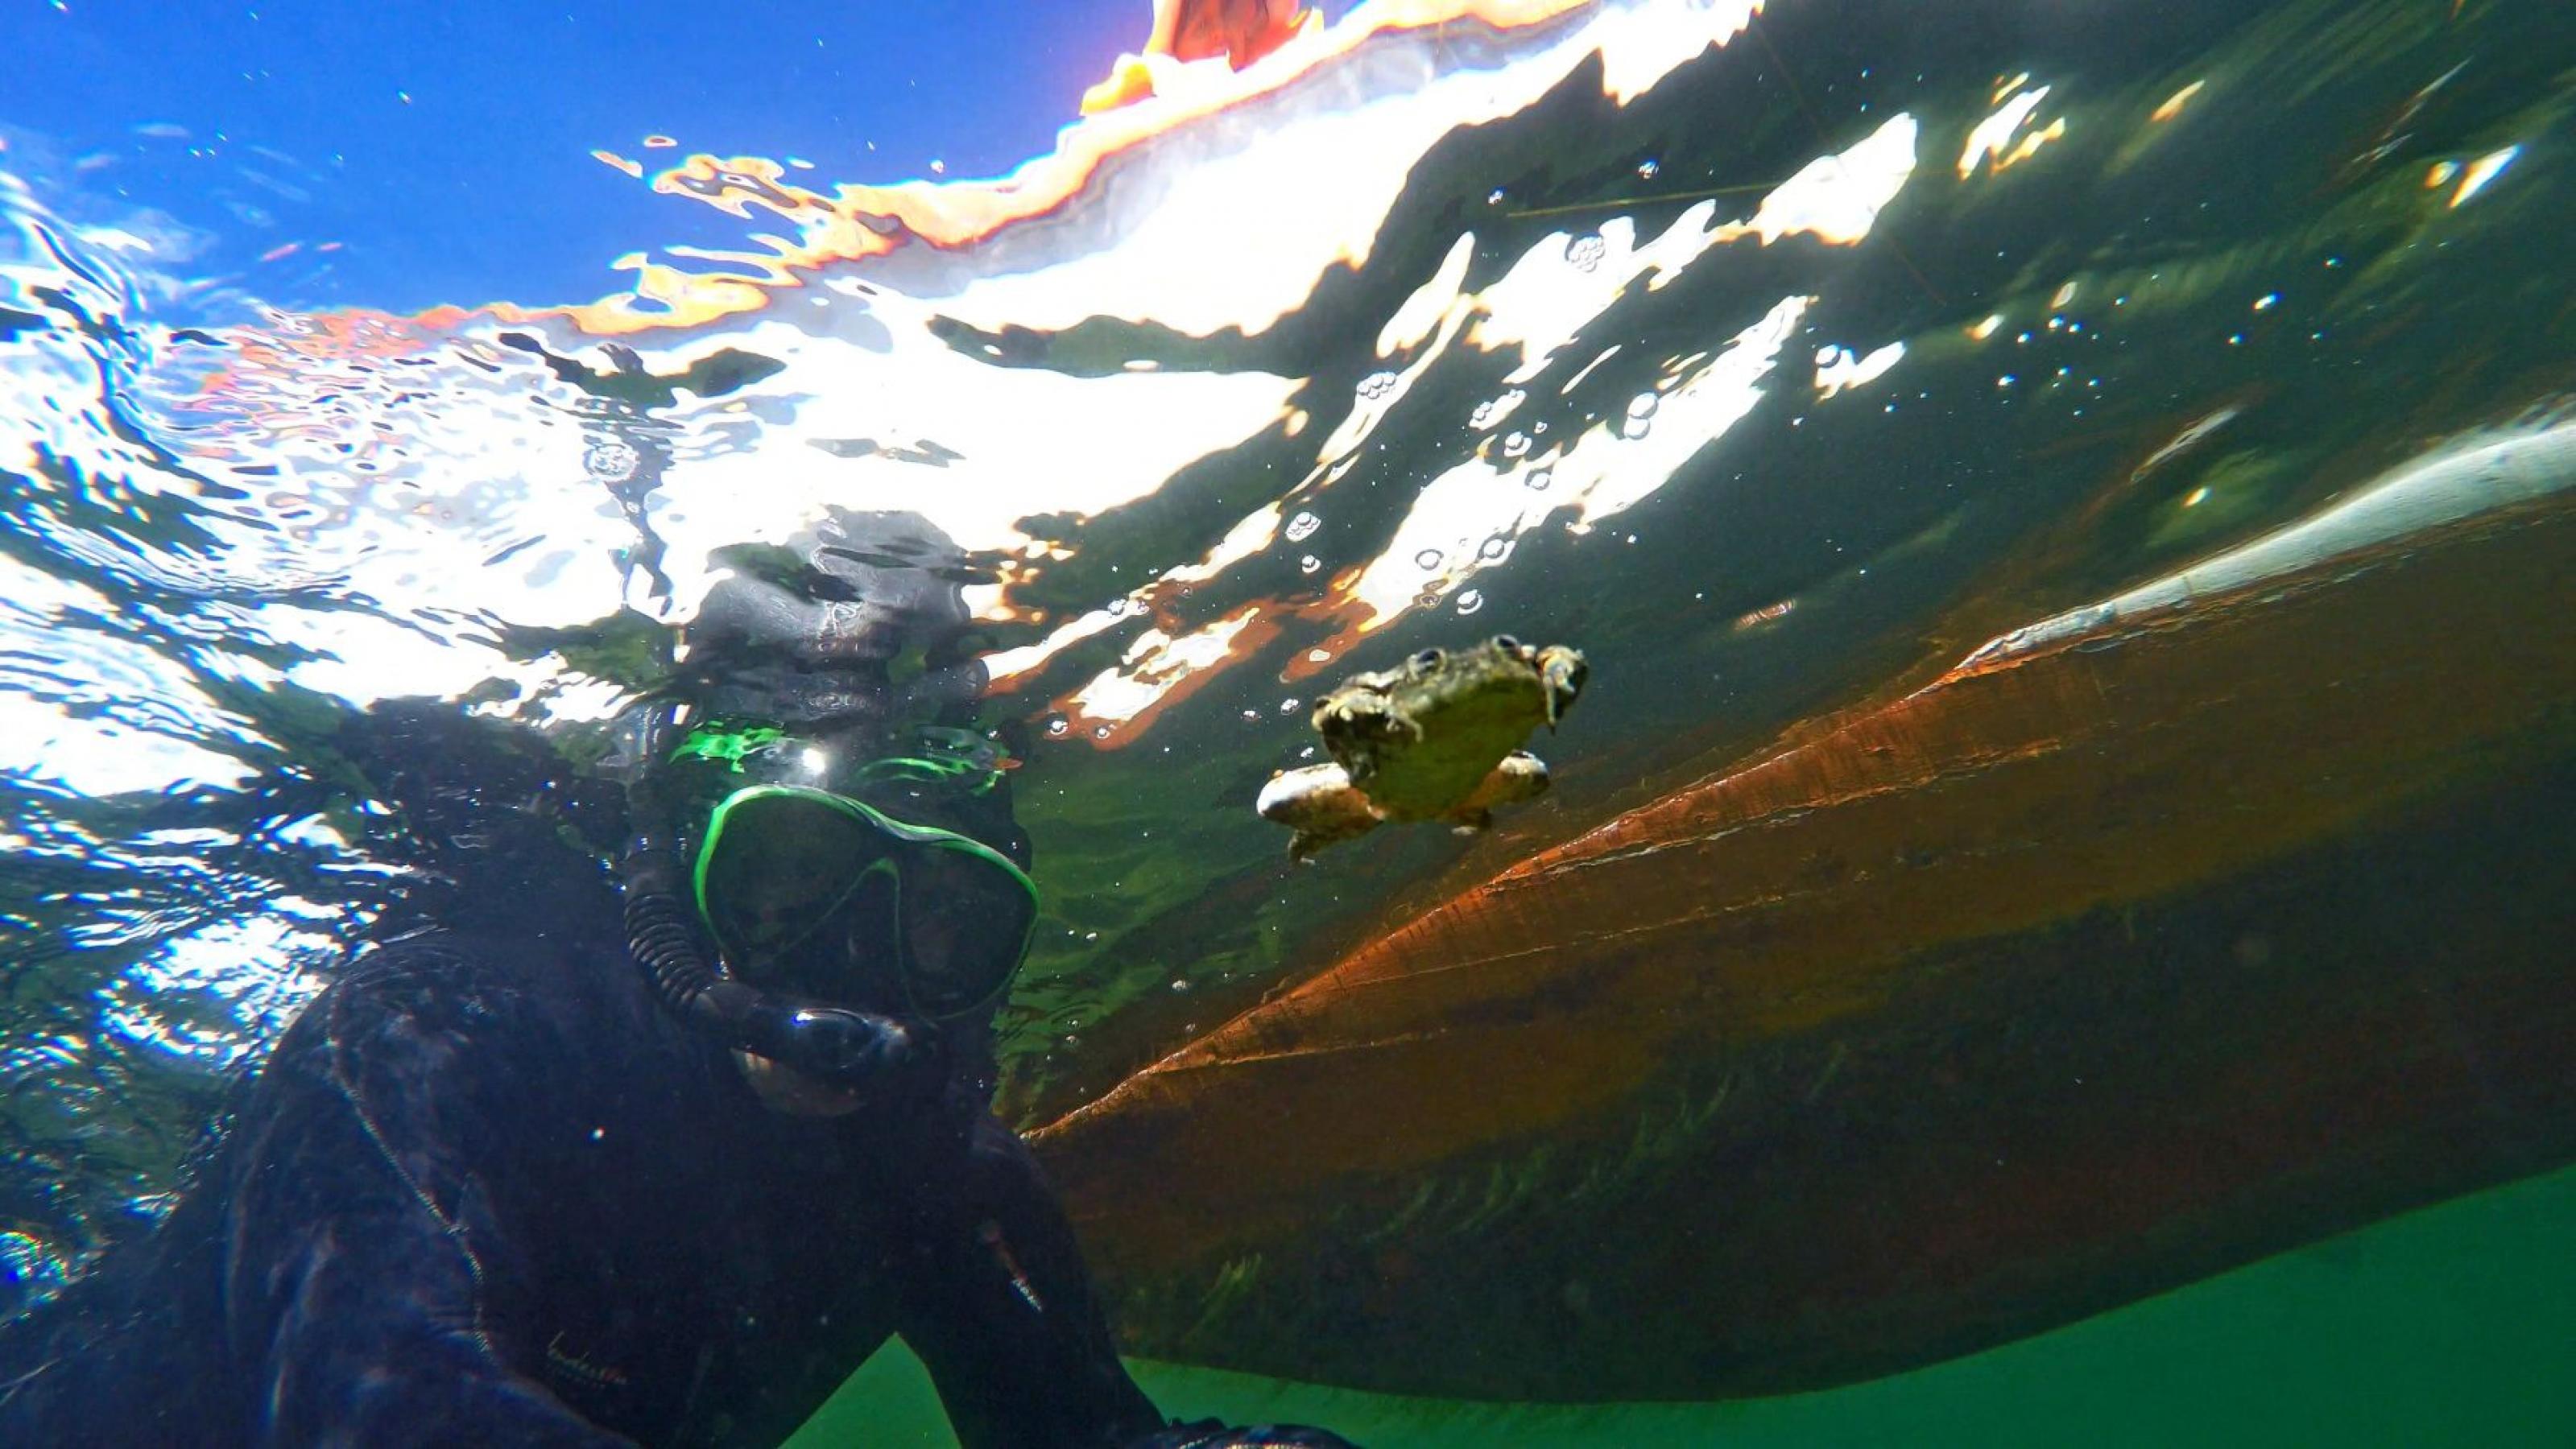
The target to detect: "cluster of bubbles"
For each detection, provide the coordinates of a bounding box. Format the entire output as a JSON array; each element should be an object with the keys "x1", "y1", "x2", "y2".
[
  {"x1": 1622, "y1": 392, "x2": 1659, "y2": 440},
  {"x1": 1469, "y1": 390, "x2": 1525, "y2": 429},
  {"x1": 582, "y1": 440, "x2": 641, "y2": 482}
]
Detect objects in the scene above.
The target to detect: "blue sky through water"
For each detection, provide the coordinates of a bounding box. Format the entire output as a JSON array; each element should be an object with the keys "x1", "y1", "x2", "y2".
[{"x1": 1, "y1": 1, "x2": 1355, "y2": 313}]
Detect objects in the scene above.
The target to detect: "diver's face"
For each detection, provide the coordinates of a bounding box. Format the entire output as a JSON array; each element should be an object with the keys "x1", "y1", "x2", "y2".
[
  {"x1": 726, "y1": 873, "x2": 905, "y2": 1118},
  {"x1": 734, "y1": 869, "x2": 907, "y2": 1016},
  {"x1": 730, "y1": 849, "x2": 854, "y2": 952}
]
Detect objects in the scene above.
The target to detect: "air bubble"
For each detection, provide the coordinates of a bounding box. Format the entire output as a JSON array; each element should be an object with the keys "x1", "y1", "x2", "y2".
[
  {"x1": 1358, "y1": 371, "x2": 1399, "y2": 401},
  {"x1": 1621, "y1": 393, "x2": 1658, "y2": 440},
  {"x1": 1045, "y1": 717, "x2": 1069, "y2": 736},
  {"x1": 1567, "y1": 234, "x2": 1606, "y2": 273},
  {"x1": 1478, "y1": 535, "x2": 1511, "y2": 562},
  {"x1": 1092, "y1": 725, "x2": 1111, "y2": 739},
  {"x1": 1525, "y1": 469, "x2": 1554, "y2": 491},
  {"x1": 1502, "y1": 431, "x2": 1532, "y2": 459},
  {"x1": 1414, "y1": 548, "x2": 1445, "y2": 570},
  {"x1": 1284, "y1": 510, "x2": 1321, "y2": 542},
  {"x1": 1455, "y1": 589, "x2": 1486, "y2": 615},
  {"x1": 1280, "y1": 699, "x2": 1300, "y2": 714},
  {"x1": 583, "y1": 441, "x2": 640, "y2": 481},
  {"x1": 1300, "y1": 554, "x2": 1321, "y2": 574}
]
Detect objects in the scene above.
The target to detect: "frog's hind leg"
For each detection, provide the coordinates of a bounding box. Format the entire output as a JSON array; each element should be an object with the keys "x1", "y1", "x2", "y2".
[{"x1": 1458, "y1": 750, "x2": 1552, "y2": 815}]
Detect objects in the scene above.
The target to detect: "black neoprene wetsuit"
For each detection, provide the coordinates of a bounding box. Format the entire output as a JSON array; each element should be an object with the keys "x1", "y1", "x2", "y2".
[{"x1": 0, "y1": 856, "x2": 1170, "y2": 1448}]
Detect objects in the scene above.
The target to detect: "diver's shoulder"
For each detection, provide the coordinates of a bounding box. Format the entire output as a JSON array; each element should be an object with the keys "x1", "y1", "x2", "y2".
[{"x1": 327, "y1": 912, "x2": 642, "y2": 1018}]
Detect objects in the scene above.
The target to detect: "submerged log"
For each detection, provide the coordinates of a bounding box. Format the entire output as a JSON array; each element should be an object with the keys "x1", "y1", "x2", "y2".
[{"x1": 1034, "y1": 494, "x2": 2576, "y2": 1400}]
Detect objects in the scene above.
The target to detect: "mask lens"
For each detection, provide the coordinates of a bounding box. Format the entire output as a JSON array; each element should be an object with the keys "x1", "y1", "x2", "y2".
[
  {"x1": 694, "y1": 786, "x2": 1036, "y2": 1018},
  {"x1": 697, "y1": 791, "x2": 894, "y2": 969},
  {"x1": 899, "y1": 844, "x2": 1036, "y2": 1018}
]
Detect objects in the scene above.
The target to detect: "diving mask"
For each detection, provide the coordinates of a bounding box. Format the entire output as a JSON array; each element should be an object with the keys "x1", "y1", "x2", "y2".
[{"x1": 668, "y1": 725, "x2": 1036, "y2": 1022}]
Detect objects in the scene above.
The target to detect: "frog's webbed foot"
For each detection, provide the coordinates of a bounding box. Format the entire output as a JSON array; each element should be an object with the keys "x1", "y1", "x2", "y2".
[
  {"x1": 1446, "y1": 807, "x2": 1494, "y2": 836},
  {"x1": 1259, "y1": 763, "x2": 1383, "y2": 861},
  {"x1": 1313, "y1": 690, "x2": 1412, "y2": 774},
  {"x1": 1289, "y1": 815, "x2": 1379, "y2": 861},
  {"x1": 1314, "y1": 690, "x2": 1391, "y2": 735}
]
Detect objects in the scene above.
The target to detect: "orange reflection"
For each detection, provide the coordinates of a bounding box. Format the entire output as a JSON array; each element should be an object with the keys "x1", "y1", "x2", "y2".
[
  {"x1": 1084, "y1": 0, "x2": 1321, "y2": 114},
  {"x1": 1155, "y1": 0, "x2": 1314, "y2": 65},
  {"x1": 2150, "y1": 79, "x2": 2205, "y2": 122}
]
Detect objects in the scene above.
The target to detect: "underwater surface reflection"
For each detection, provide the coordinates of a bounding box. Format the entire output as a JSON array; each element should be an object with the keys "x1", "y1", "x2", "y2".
[{"x1": 2, "y1": 0, "x2": 2571, "y2": 1430}]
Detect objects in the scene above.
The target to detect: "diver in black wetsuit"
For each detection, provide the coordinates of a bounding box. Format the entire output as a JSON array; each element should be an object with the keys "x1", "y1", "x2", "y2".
[{"x1": 0, "y1": 511, "x2": 1355, "y2": 1449}]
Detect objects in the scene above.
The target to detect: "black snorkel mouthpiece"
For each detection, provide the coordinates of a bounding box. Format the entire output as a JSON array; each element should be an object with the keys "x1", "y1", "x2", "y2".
[{"x1": 615, "y1": 703, "x2": 923, "y2": 1089}]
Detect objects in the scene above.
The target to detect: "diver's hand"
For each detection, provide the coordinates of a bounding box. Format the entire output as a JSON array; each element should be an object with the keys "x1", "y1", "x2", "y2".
[{"x1": 1124, "y1": 1421, "x2": 1364, "y2": 1448}]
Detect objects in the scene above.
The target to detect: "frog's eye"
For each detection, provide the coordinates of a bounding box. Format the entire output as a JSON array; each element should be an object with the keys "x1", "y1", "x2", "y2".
[
  {"x1": 1411, "y1": 648, "x2": 1445, "y2": 671},
  {"x1": 1491, "y1": 634, "x2": 1522, "y2": 653}
]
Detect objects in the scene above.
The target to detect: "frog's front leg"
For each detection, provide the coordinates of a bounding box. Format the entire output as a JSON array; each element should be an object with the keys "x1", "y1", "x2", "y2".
[
  {"x1": 1536, "y1": 646, "x2": 1589, "y2": 727},
  {"x1": 1312, "y1": 691, "x2": 1417, "y2": 770}
]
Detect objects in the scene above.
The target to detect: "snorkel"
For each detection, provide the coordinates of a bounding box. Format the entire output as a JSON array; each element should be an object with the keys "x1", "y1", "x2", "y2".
[{"x1": 615, "y1": 701, "x2": 926, "y2": 1087}]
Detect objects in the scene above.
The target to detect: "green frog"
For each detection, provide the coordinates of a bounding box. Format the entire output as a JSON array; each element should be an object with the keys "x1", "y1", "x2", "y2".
[{"x1": 1256, "y1": 635, "x2": 1586, "y2": 860}]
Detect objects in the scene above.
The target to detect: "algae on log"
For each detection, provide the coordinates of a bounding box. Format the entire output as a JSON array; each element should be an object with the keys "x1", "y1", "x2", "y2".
[{"x1": 1033, "y1": 492, "x2": 2576, "y2": 1400}]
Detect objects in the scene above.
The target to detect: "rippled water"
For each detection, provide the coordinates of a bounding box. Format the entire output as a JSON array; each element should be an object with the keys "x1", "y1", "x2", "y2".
[{"x1": 5, "y1": 0, "x2": 2573, "y2": 1422}]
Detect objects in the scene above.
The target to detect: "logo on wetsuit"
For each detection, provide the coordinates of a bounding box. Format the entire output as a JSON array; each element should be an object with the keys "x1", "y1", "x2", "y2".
[{"x1": 544, "y1": 1329, "x2": 633, "y2": 1391}]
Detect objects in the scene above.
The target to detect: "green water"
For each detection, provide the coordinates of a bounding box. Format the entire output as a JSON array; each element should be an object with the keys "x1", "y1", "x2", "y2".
[{"x1": 791, "y1": 1162, "x2": 2576, "y2": 1446}]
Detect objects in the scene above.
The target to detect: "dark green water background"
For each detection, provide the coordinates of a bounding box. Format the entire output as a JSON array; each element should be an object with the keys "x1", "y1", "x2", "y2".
[{"x1": 796, "y1": 1163, "x2": 2575, "y2": 1446}]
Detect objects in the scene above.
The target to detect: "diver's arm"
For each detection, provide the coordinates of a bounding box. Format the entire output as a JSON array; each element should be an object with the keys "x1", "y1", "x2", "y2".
[
  {"x1": 893, "y1": 1112, "x2": 1168, "y2": 1449},
  {"x1": 218, "y1": 963, "x2": 634, "y2": 1449},
  {"x1": 892, "y1": 1115, "x2": 1364, "y2": 1449}
]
